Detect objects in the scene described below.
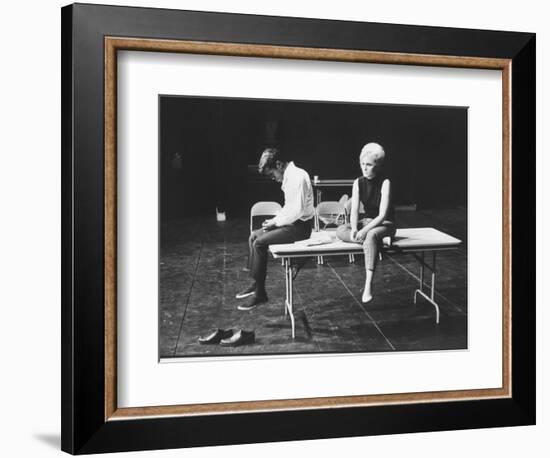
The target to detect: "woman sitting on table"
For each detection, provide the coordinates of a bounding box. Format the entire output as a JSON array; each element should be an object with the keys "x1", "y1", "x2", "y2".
[{"x1": 336, "y1": 142, "x2": 396, "y2": 303}]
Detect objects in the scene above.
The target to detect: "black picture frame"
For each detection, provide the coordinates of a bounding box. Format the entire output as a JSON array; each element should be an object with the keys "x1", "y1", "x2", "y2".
[{"x1": 61, "y1": 3, "x2": 535, "y2": 454}]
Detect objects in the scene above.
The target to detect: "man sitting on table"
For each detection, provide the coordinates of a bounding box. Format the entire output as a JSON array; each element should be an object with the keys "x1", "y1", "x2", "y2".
[{"x1": 236, "y1": 147, "x2": 314, "y2": 311}]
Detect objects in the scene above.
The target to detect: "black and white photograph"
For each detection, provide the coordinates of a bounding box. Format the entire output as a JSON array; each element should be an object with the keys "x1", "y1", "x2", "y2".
[
  {"x1": 159, "y1": 95, "x2": 467, "y2": 358},
  {"x1": 0, "y1": 0, "x2": 543, "y2": 456}
]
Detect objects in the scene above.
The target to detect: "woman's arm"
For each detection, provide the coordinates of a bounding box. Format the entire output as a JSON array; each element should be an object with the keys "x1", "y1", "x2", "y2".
[
  {"x1": 355, "y1": 179, "x2": 392, "y2": 241},
  {"x1": 350, "y1": 179, "x2": 360, "y2": 240}
]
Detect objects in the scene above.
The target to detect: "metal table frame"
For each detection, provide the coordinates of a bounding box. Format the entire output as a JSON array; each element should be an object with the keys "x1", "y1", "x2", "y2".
[{"x1": 272, "y1": 245, "x2": 459, "y2": 339}]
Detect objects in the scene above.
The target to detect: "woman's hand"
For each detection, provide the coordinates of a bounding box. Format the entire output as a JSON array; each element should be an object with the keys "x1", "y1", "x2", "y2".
[
  {"x1": 354, "y1": 228, "x2": 368, "y2": 242},
  {"x1": 350, "y1": 228, "x2": 358, "y2": 241}
]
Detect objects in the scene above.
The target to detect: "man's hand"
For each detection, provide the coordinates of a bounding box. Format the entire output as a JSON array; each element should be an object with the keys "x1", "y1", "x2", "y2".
[
  {"x1": 350, "y1": 228, "x2": 358, "y2": 241},
  {"x1": 262, "y1": 219, "x2": 277, "y2": 231}
]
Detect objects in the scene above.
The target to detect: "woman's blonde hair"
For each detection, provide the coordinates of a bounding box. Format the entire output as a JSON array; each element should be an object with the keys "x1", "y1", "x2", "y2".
[{"x1": 360, "y1": 142, "x2": 385, "y2": 164}]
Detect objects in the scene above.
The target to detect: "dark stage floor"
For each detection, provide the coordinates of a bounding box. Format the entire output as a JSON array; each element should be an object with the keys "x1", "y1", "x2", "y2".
[{"x1": 159, "y1": 209, "x2": 467, "y2": 358}]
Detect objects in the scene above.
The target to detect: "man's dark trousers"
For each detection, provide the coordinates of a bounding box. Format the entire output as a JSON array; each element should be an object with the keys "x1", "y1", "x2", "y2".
[{"x1": 248, "y1": 219, "x2": 312, "y2": 294}]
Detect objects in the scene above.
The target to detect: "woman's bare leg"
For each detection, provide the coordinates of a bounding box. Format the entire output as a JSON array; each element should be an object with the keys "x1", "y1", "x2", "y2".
[
  {"x1": 362, "y1": 269, "x2": 374, "y2": 303},
  {"x1": 361, "y1": 224, "x2": 395, "y2": 303}
]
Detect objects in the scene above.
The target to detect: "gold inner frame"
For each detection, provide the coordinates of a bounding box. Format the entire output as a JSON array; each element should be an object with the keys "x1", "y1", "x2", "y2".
[{"x1": 104, "y1": 37, "x2": 512, "y2": 421}]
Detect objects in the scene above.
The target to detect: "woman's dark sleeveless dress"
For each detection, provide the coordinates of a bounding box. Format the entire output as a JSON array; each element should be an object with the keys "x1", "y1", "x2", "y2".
[{"x1": 358, "y1": 176, "x2": 395, "y2": 222}]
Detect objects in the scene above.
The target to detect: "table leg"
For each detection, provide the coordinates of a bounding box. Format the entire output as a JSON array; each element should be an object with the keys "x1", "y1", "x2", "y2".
[
  {"x1": 412, "y1": 252, "x2": 440, "y2": 324},
  {"x1": 431, "y1": 251, "x2": 436, "y2": 302},
  {"x1": 414, "y1": 252, "x2": 424, "y2": 305},
  {"x1": 289, "y1": 260, "x2": 295, "y2": 339},
  {"x1": 283, "y1": 258, "x2": 296, "y2": 338},
  {"x1": 284, "y1": 258, "x2": 289, "y2": 316}
]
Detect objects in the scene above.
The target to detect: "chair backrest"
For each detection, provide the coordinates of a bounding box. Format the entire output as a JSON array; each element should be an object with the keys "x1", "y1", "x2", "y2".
[
  {"x1": 315, "y1": 201, "x2": 346, "y2": 230},
  {"x1": 250, "y1": 201, "x2": 282, "y2": 232},
  {"x1": 338, "y1": 194, "x2": 349, "y2": 205}
]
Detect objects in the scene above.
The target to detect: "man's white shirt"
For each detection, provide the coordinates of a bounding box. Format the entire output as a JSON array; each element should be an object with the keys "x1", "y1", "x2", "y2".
[{"x1": 272, "y1": 161, "x2": 314, "y2": 227}]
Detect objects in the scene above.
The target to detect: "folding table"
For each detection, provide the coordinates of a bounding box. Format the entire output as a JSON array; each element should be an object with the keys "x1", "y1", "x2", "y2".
[{"x1": 269, "y1": 227, "x2": 462, "y2": 338}]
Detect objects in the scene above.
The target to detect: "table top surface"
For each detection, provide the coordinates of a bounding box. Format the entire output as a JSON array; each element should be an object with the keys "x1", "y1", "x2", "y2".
[{"x1": 269, "y1": 227, "x2": 462, "y2": 257}]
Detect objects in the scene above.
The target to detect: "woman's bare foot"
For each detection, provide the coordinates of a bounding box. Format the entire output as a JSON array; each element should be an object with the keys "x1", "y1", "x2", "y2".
[{"x1": 362, "y1": 290, "x2": 373, "y2": 303}]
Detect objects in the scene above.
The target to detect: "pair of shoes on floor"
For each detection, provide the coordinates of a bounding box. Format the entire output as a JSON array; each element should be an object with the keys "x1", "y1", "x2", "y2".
[
  {"x1": 198, "y1": 328, "x2": 234, "y2": 345},
  {"x1": 198, "y1": 328, "x2": 255, "y2": 347},
  {"x1": 220, "y1": 329, "x2": 255, "y2": 346},
  {"x1": 237, "y1": 292, "x2": 268, "y2": 311}
]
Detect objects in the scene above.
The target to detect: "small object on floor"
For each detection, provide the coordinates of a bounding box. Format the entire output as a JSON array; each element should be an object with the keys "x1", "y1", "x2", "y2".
[
  {"x1": 215, "y1": 207, "x2": 226, "y2": 222},
  {"x1": 198, "y1": 328, "x2": 235, "y2": 345},
  {"x1": 237, "y1": 293, "x2": 268, "y2": 311},
  {"x1": 220, "y1": 329, "x2": 255, "y2": 347},
  {"x1": 235, "y1": 283, "x2": 256, "y2": 299}
]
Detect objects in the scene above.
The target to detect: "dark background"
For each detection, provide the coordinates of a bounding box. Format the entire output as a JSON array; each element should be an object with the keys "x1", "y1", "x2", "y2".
[{"x1": 160, "y1": 95, "x2": 467, "y2": 219}]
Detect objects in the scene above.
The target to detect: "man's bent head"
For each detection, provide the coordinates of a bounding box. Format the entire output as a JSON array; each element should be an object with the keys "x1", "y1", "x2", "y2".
[{"x1": 258, "y1": 147, "x2": 286, "y2": 183}]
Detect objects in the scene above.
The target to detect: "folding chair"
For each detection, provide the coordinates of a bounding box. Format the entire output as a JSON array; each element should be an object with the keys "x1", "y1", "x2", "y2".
[
  {"x1": 250, "y1": 201, "x2": 284, "y2": 265},
  {"x1": 314, "y1": 200, "x2": 347, "y2": 264},
  {"x1": 315, "y1": 200, "x2": 347, "y2": 231},
  {"x1": 250, "y1": 201, "x2": 282, "y2": 233}
]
